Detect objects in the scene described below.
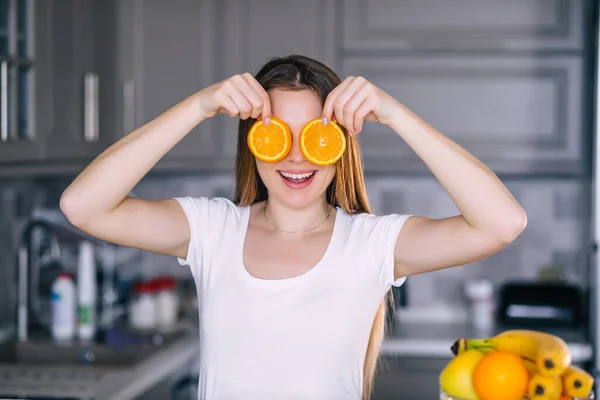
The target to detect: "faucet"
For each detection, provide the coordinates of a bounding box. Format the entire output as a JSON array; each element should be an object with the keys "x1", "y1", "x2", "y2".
[{"x1": 16, "y1": 219, "x2": 61, "y2": 342}]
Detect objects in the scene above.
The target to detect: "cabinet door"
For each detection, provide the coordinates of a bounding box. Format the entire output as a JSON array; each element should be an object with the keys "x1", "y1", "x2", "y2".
[
  {"x1": 342, "y1": 0, "x2": 583, "y2": 52},
  {"x1": 41, "y1": 0, "x2": 120, "y2": 163},
  {"x1": 342, "y1": 55, "x2": 583, "y2": 176},
  {"x1": 0, "y1": 0, "x2": 41, "y2": 164},
  {"x1": 117, "y1": 0, "x2": 220, "y2": 173},
  {"x1": 219, "y1": 0, "x2": 337, "y2": 162}
]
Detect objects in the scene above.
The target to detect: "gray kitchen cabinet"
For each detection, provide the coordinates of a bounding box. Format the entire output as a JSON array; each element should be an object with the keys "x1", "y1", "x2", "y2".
[
  {"x1": 343, "y1": 54, "x2": 584, "y2": 175},
  {"x1": 342, "y1": 0, "x2": 583, "y2": 53},
  {"x1": 116, "y1": 0, "x2": 222, "y2": 173},
  {"x1": 219, "y1": 0, "x2": 337, "y2": 160},
  {"x1": 38, "y1": 0, "x2": 121, "y2": 163},
  {"x1": 1, "y1": 0, "x2": 121, "y2": 176},
  {"x1": 0, "y1": 0, "x2": 41, "y2": 165},
  {"x1": 372, "y1": 356, "x2": 446, "y2": 400},
  {"x1": 0, "y1": 0, "x2": 590, "y2": 178},
  {"x1": 337, "y1": 0, "x2": 588, "y2": 176}
]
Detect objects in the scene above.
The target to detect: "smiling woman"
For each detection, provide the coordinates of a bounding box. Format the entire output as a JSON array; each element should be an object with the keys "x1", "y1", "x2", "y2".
[{"x1": 59, "y1": 54, "x2": 526, "y2": 400}]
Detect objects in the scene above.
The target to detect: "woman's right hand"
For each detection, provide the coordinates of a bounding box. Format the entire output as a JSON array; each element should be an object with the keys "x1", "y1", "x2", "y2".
[{"x1": 196, "y1": 73, "x2": 272, "y2": 123}]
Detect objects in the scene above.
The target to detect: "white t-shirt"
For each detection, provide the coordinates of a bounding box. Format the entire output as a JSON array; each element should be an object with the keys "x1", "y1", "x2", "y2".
[{"x1": 174, "y1": 196, "x2": 410, "y2": 400}]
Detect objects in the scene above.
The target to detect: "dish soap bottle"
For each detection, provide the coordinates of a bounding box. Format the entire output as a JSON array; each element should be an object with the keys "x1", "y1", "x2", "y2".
[
  {"x1": 77, "y1": 240, "x2": 97, "y2": 341},
  {"x1": 51, "y1": 272, "x2": 76, "y2": 341}
]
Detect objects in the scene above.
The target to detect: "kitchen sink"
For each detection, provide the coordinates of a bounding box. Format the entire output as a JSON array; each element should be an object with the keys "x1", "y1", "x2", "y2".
[{"x1": 0, "y1": 329, "x2": 187, "y2": 368}]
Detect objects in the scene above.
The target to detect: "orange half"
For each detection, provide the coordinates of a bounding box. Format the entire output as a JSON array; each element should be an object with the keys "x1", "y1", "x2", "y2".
[
  {"x1": 300, "y1": 118, "x2": 346, "y2": 166},
  {"x1": 247, "y1": 116, "x2": 292, "y2": 162}
]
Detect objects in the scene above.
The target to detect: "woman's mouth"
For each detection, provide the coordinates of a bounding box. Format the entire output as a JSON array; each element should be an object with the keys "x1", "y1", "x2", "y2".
[{"x1": 278, "y1": 170, "x2": 317, "y2": 189}]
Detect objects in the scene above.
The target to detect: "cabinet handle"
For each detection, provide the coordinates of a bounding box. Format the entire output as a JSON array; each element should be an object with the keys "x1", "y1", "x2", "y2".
[
  {"x1": 1, "y1": 61, "x2": 8, "y2": 142},
  {"x1": 123, "y1": 80, "x2": 135, "y2": 136},
  {"x1": 17, "y1": 246, "x2": 28, "y2": 341},
  {"x1": 84, "y1": 73, "x2": 99, "y2": 143}
]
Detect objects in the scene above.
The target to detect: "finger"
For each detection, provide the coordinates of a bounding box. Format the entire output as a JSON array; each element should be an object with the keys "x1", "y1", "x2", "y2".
[
  {"x1": 228, "y1": 90, "x2": 253, "y2": 120},
  {"x1": 354, "y1": 97, "x2": 378, "y2": 134},
  {"x1": 322, "y1": 77, "x2": 354, "y2": 124},
  {"x1": 232, "y1": 75, "x2": 263, "y2": 120},
  {"x1": 220, "y1": 94, "x2": 240, "y2": 118},
  {"x1": 334, "y1": 77, "x2": 368, "y2": 132},
  {"x1": 345, "y1": 89, "x2": 369, "y2": 135},
  {"x1": 243, "y1": 73, "x2": 272, "y2": 123},
  {"x1": 234, "y1": 75, "x2": 266, "y2": 120}
]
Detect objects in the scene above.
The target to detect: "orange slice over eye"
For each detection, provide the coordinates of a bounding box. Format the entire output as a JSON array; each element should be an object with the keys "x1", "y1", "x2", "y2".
[
  {"x1": 247, "y1": 116, "x2": 292, "y2": 162},
  {"x1": 300, "y1": 118, "x2": 346, "y2": 166}
]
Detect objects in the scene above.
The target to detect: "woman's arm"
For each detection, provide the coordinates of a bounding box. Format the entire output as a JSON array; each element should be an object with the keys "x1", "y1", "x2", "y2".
[
  {"x1": 60, "y1": 73, "x2": 271, "y2": 259},
  {"x1": 387, "y1": 105, "x2": 526, "y2": 277},
  {"x1": 321, "y1": 76, "x2": 526, "y2": 279}
]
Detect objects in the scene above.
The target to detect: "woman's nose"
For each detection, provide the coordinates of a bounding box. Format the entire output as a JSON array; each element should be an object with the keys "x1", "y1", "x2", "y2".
[{"x1": 286, "y1": 136, "x2": 305, "y2": 163}]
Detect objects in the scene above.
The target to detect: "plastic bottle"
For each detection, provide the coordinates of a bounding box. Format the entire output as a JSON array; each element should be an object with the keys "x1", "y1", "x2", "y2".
[
  {"x1": 51, "y1": 272, "x2": 76, "y2": 341},
  {"x1": 129, "y1": 281, "x2": 157, "y2": 330},
  {"x1": 464, "y1": 279, "x2": 495, "y2": 332},
  {"x1": 77, "y1": 240, "x2": 97, "y2": 340},
  {"x1": 154, "y1": 277, "x2": 179, "y2": 329}
]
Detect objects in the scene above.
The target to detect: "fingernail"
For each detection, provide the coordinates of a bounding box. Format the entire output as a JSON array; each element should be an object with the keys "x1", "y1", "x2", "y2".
[
  {"x1": 322, "y1": 117, "x2": 328, "y2": 125},
  {"x1": 264, "y1": 117, "x2": 271, "y2": 126}
]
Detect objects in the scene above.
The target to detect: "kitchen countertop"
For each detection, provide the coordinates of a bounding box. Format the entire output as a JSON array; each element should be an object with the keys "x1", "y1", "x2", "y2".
[
  {"x1": 0, "y1": 319, "x2": 592, "y2": 398},
  {"x1": 103, "y1": 329, "x2": 199, "y2": 400},
  {"x1": 381, "y1": 319, "x2": 593, "y2": 362},
  {"x1": 0, "y1": 327, "x2": 200, "y2": 400}
]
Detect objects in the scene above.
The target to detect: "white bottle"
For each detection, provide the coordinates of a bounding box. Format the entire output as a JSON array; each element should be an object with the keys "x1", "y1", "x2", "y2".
[
  {"x1": 77, "y1": 240, "x2": 97, "y2": 340},
  {"x1": 51, "y1": 272, "x2": 76, "y2": 341},
  {"x1": 129, "y1": 281, "x2": 157, "y2": 330},
  {"x1": 156, "y1": 278, "x2": 179, "y2": 330},
  {"x1": 464, "y1": 279, "x2": 495, "y2": 332}
]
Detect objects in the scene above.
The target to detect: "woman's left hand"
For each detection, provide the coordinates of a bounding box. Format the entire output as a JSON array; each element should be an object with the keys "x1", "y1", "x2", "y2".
[{"x1": 321, "y1": 76, "x2": 401, "y2": 136}]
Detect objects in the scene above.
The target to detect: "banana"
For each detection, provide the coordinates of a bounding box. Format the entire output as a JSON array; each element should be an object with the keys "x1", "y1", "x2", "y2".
[
  {"x1": 451, "y1": 330, "x2": 571, "y2": 376},
  {"x1": 522, "y1": 356, "x2": 539, "y2": 377},
  {"x1": 528, "y1": 373, "x2": 562, "y2": 400},
  {"x1": 561, "y1": 365, "x2": 594, "y2": 399}
]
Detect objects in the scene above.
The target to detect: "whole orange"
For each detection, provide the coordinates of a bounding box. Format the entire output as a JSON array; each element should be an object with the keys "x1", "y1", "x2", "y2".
[{"x1": 472, "y1": 350, "x2": 529, "y2": 400}]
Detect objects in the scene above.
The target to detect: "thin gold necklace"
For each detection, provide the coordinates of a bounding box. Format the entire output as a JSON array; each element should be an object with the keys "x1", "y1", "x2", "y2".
[{"x1": 263, "y1": 201, "x2": 333, "y2": 234}]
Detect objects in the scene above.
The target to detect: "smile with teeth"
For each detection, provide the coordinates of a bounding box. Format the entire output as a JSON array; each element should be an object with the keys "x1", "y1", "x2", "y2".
[{"x1": 279, "y1": 171, "x2": 315, "y2": 182}]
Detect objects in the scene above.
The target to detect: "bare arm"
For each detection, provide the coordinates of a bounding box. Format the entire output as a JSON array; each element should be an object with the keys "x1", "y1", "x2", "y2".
[
  {"x1": 60, "y1": 73, "x2": 271, "y2": 259},
  {"x1": 389, "y1": 105, "x2": 526, "y2": 277},
  {"x1": 321, "y1": 76, "x2": 526, "y2": 279}
]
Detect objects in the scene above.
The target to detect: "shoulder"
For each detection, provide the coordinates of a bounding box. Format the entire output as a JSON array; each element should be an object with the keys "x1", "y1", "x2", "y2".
[
  {"x1": 340, "y1": 209, "x2": 412, "y2": 254},
  {"x1": 342, "y1": 209, "x2": 412, "y2": 239},
  {"x1": 174, "y1": 196, "x2": 243, "y2": 214},
  {"x1": 172, "y1": 196, "x2": 248, "y2": 267},
  {"x1": 336, "y1": 209, "x2": 412, "y2": 287},
  {"x1": 173, "y1": 196, "x2": 247, "y2": 228}
]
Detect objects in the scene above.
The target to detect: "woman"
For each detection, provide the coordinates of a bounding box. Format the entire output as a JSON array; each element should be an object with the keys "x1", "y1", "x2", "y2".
[{"x1": 61, "y1": 55, "x2": 527, "y2": 400}]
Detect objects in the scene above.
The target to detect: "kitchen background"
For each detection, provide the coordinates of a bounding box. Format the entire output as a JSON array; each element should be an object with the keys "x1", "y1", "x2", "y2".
[{"x1": 0, "y1": 1, "x2": 598, "y2": 399}]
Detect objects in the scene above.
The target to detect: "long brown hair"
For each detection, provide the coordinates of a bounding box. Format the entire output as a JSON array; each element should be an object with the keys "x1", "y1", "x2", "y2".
[{"x1": 233, "y1": 55, "x2": 390, "y2": 400}]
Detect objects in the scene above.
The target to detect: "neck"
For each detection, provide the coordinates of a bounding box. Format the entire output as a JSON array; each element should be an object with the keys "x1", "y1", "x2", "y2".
[{"x1": 263, "y1": 197, "x2": 333, "y2": 234}]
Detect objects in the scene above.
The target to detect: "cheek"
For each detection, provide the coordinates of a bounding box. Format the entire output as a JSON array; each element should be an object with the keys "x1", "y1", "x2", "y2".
[
  {"x1": 319, "y1": 165, "x2": 336, "y2": 185},
  {"x1": 255, "y1": 160, "x2": 277, "y2": 181}
]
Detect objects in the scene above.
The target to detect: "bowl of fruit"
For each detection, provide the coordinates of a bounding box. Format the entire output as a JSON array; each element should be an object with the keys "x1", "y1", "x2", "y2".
[{"x1": 439, "y1": 329, "x2": 595, "y2": 400}]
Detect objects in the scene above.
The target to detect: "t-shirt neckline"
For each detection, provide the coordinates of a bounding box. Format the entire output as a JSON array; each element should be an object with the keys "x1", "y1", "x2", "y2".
[{"x1": 238, "y1": 203, "x2": 343, "y2": 286}]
